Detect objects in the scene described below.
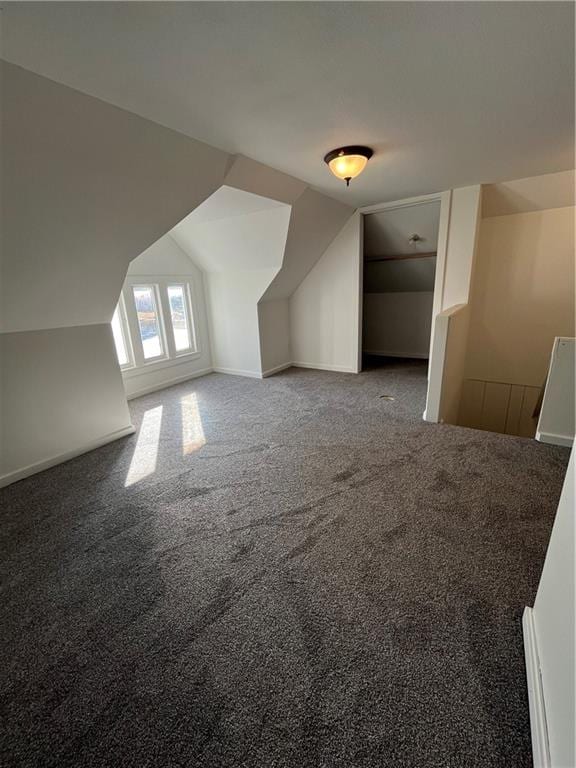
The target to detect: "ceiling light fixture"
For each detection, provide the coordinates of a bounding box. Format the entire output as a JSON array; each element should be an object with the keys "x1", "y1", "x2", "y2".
[{"x1": 324, "y1": 146, "x2": 373, "y2": 186}]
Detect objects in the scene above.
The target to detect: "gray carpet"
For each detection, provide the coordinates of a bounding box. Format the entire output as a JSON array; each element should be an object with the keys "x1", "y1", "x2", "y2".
[{"x1": 0, "y1": 361, "x2": 570, "y2": 768}]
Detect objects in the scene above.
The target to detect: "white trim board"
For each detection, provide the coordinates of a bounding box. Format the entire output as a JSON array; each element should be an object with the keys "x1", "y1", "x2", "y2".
[
  {"x1": 211, "y1": 364, "x2": 293, "y2": 380},
  {"x1": 359, "y1": 191, "x2": 443, "y2": 215},
  {"x1": 0, "y1": 424, "x2": 136, "y2": 489},
  {"x1": 126, "y1": 367, "x2": 214, "y2": 400},
  {"x1": 292, "y1": 361, "x2": 357, "y2": 373},
  {"x1": 212, "y1": 366, "x2": 264, "y2": 379},
  {"x1": 262, "y1": 362, "x2": 292, "y2": 378},
  {"x1": 121, "y1": 350, "x2": 202, "y2": 380},
  {"x1": 143, "y1": 362, "x2": 356, "y2": 383},
  {"x1": 363, "y1": 350, "x2": 429, "y2": 360},
  {"x1": 535, "y1": 430, "x2": 574, "y2": 448},
  {"x1": 523, "y1": 607, "x2": 551, "y2": 768},
  {"x1": 216, "y1": 362, "x2": 357, "y2": 377}
]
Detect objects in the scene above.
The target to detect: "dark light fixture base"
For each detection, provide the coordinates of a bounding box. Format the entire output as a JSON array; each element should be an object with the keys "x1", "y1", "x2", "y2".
[
  {"x1": 323, "y1": 145, "x2": 374, "y2": 187},
  {"x1": 323, "y1": 146, "x2": 374, "y2": 165}
]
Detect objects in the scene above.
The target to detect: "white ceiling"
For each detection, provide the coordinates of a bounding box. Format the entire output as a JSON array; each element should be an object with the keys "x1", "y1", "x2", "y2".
[{"x1": 2, "y1": 2, "x2": 574, "y2": 207}]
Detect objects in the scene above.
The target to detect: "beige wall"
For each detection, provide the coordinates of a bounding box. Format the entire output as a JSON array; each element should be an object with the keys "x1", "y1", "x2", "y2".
[
  {"x1": 466, "y1": 206, "x2": 575, "y2": 388},
  {"x1": 482, "y1": 169, "x2": 575, "y2": 218}
]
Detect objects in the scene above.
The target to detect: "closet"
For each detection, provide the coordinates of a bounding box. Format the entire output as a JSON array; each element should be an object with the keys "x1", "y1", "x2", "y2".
[{"x1": 362, "y1": 201, "x2": 440, "y2": 367}]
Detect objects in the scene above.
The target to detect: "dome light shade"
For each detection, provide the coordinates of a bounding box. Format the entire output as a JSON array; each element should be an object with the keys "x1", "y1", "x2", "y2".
[{"x1": 324, "y1": 146, "x2": 373, "y2": 186}]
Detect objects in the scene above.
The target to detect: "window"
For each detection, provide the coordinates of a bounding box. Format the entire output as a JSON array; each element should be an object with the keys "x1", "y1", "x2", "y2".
[
  {"x1": 167, "y1": 284, "x2": 195, "y2": 353},
  {"x1": 113, "y1": 276, "x2": 200, "y2": 375},
  {"x1": 132, "y1": 285, "x2": 164, "y2": 360},
  {"x1": 111, "y1": 299, "x2": 132, "y2": 369}
]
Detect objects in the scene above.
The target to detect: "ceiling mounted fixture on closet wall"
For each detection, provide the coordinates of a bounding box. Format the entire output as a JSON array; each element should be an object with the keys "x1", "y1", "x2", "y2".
[{"x1": 324, "y1": 146, "x2": 373, "y2": 186}]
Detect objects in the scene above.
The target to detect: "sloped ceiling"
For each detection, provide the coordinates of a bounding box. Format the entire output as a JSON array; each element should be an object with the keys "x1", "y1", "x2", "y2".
[
  {"x1": 364, "y1": 202, "x2": 441, "y2": 259},
  {"x1": 262, "y1": 189, "x2": 353, "y2": 301},
  {"x1": 482, "y1": 169, "x2": 575, "y2": 218},
  {"x1": 171, "y1": 188, "x2": 291, "y2": 273},
  {"x1": 179, "y1": 184, "x2": 287, "y2": 225},
  {"x1": 2, "y1": 2, "x2": 574, "y2": 207},
  {"x1": 170, "y1": 166, "x2": 353, "y2": 301},
  {"x1": 1, "y1": 62, "x2": 230, "y2": 333}
]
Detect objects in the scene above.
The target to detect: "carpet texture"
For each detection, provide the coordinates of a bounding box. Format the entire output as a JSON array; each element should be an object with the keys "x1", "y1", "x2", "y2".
[{"x1": 0, "y1": 362, "x2": 570, "y2": 768}]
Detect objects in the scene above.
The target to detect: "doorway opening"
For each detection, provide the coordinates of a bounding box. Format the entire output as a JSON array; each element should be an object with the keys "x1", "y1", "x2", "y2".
[{"x1": 361, "y1": 200, "x2": 441, "y2": 373}]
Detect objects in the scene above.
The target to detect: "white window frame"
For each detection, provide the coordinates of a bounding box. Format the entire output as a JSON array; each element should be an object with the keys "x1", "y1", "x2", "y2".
[
  {"x1": 119, "y1": 275, "x2": 201, "y2": 380},
  {"x1": 111, "y1": 293, "x2": 135, "y2": 371},
  {"x1": 126, "y1": 282, "x2": 168, "y2": 365},
  {"x1": 166, "y1": 282, "x2": 198, "y2": 357}
]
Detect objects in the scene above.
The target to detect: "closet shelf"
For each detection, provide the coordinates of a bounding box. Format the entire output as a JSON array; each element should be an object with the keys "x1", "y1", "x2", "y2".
[{"x1": 365, "y1": 251, "x2": 437, "y2": 263}]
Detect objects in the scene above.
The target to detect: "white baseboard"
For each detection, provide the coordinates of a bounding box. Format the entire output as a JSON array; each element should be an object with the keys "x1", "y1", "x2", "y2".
[
  {"x1": 214, "y1": 362, "x2": 359, "y2": 378},
  {"x1": 523, "y1": 607, "x2": 551, "y2": 768},
  {"x1": 291, "y1": 361, "x2": 357, "y2": 374},
  {"x1": 261, "y1": 362, "x2": 292, "y2": 378},
  {"x1": 535, "y1": 430, "x2": 574, "y2": 448},
  {"x1": 126, "y1": 367, "x2": 213, "y2": 400},
  {"x1": 0, "y1": 424, "x2": 136, "y2": 489},
  {"x1": 212, "y1": 366, "x2": 263, "y2": 379},
  {"x1": 363, "y1": 349, "x2": 429, "y2": 360}
]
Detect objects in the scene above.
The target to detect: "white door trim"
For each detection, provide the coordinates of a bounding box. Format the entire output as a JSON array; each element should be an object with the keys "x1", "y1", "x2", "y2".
[{"x1": 523, "y1": 606, "x2": 551, "y2": 768}]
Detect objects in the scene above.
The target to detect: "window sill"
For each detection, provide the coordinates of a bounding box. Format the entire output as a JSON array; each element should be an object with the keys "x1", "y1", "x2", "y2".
[{"x1": 122, "y1": 351, "x2": 202, "y2": 380}]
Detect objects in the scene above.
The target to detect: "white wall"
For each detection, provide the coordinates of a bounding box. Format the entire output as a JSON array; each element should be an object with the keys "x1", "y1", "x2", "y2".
[
  {"x1": 264, "y1": 189, "x2": 353, "y2": 301},
  {"x1": 536, "y1": 337, "x2": 575, "y2": 447},
  {"x1": 0, "y1": 325, "x2": 133, "y2": 485},
  {"x1": 439, "y1": 306, "x2": 471, "y2": 425},
  {"x1": 0, "y1": 65, "x2": 352, "y2": 483},
  {"x1": 365, "y1": 257, "x2": 436, "y2": 293},
  {"x1": 0, "y1": 63, "x2": 232, "y2": 485},
  {"x1": 425, "y1": 186, "x2": 482, "y2": 423},
  {"x1": 170, "y1": 163, "x2": 353, "y2": 380},
  {"x1": 172, "y1": 178, "x2": 354, "y2": 378},
  {"x1": 530, "y1": 449, "x2": 574, "y2": 768},
  {"x1": 206, "y1": 269, "x2": 277, "y2": 376},
  {"x1": 1, "y1": 62, "x2": 229, "y2": 333},
  {"x1": 258, "y1": 299, "x2": 291, "y2": 374},
  {"x1": 290, "y1": 213, "x2": 362, "y2": 373},
  {"x1": 440, "y1": 186, "x2": 482, "y2": 310},
  {"x1": 363, "y1": 292, "x2": 434, "y2": 358},
  {"x1": 121, "y1": 235, "x2": 213, "y2": 399},
  {"x1": 172, "y1": 197, "x2": 292, "y2": 378}
]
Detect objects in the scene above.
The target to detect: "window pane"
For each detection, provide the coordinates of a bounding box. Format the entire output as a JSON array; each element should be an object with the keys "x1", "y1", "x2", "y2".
[
  {"x1": 167, "y1": 285, "x2": 192, "y2": 352},
  {"x1": 133, "y1": 286, "x2": 163, "y2": 359},
  {"x1": 111, "y1": 305, "x2": 129, "y2": 366}
]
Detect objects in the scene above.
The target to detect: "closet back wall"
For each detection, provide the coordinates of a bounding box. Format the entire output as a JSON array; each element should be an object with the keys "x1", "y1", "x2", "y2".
[{"x1": 362, "y1": 203, "x2": 440, "y2": 359}]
